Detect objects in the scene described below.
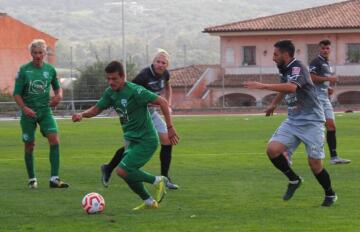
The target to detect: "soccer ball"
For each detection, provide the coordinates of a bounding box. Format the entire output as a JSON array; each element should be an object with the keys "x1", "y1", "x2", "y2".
[{"x1": 81, "y1": 192, "x2": 105, "y2": 214}]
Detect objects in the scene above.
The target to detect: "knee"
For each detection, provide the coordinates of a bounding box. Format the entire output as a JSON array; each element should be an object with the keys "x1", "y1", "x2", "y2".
[
  {"x1": 308, "y1": 159, "x2": 323, "y2": 174},
  {"x1": 25, "y1": 142, "x2": 35, "y2": 153},
  {"x1": 267, "y1": 145, "x2": 279, "y2": 159},
  {"x1": 47, "y1": 134, "x2": 59, "y2": 145},
  {"x1": 325, "y1": 121, "x2": 336, "y2": 131},
  {"x1": 116, "y1": 167, "x2": 128, "y2": 178}
]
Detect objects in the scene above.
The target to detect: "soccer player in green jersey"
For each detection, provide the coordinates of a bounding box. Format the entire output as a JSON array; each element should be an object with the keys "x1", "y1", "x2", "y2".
[
  {"x1": 72, "y1": 61, "x2": 179, "y2": 210},
  {"x1": 13, "y1": 39, "x2": 69, "y2": 189}
]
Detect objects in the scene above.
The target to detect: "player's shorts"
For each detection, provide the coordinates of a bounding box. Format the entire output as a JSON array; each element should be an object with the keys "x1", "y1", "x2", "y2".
[
  {"x1": 119, "y1": 138, "x2": 158, "y2": 170},
  {"x1": 269, "y1": 119, "x2": 325, "y2": 160},
  {"x1": 319, "y1": 97, "x2": 335, "y2": 120},
  {"x1": 20, "y1": 108, "x2": 58, "y2": 142},
  {"x1": 150, "y1": 110, "x2": 167, "y2": 134}
]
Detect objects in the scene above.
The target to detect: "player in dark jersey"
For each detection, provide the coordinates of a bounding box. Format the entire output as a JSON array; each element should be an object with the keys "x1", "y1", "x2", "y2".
[
  {"x1": 72, "y1": 61, "x2": 179, "y2": 210},
  {"x1": 100, "y1": 50, "x2": 179, "y2": 189},
  {"x1": 13, "y1": 39, "x2": 69, "y2": 189},
  {"x1": 244, "y1": 40, "x2": 337, "y2": 207},
  {"x1": 309, "y1": 39, "x2": 350, "y2": 164}
]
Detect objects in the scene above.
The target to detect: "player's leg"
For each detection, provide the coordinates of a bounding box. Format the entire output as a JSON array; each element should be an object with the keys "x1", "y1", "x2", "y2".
[
  {"x1": 116, "y1": 140, "x2": 167, "y2": 209},
  {"x1": 101, "y1": 146, "x2": 125, "y2": 187},
  {"x1": 302, "y1": 122, "x2": 336, "y2": 206},
  {"x1": 20, "y1": 115, "x2": 37, "y2": 188},
  {"x1": 152, "y1": 111, "x2": 178, "y2": 189},
  {"x1": 268, "y1": 121, "x2": 303, "y2": 200},
  {"x1": 322, "y1": 98, "x2": 350, "y2": 164},
  {"x1": 40, "y1": 110, "x2": 69, "y2": 188}
]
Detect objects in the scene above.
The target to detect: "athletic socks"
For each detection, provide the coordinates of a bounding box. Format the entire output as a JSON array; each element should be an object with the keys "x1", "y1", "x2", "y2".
[
  {"x1": 270, "y1": 154, "x2": 300, "y2": 181},
  {"x1": 327, "y1": 130, "x2": 338, "y2": 158},
  {"x1": 25, "y1": 152, "x2": 35, "y2": 179},
  {"x1": 314, "y1": 169, "x2": 335, "y2": 196},
  {"x1": 108, "y1": 147, "x2": 125, "y2": 173},
  {"x1": 160, "y1": 145, "x2": 172, "y2": 177},
  {"x1": 49, "y1": 144, "x2": 60, "y2": 177}
]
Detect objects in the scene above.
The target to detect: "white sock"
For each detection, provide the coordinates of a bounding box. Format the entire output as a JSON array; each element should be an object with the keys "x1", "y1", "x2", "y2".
[
  {"x1": 153, "y1": 176, "x2": 161, "y2": 185},
  {"x1": 50, "y1": 176, "x2": 59, "y2": 182},
  {"x1": 144, "y1": 197, "x2": 154, "y2": 206}
]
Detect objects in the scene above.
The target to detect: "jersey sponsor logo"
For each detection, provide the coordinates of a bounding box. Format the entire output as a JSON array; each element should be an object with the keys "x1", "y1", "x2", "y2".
[
  {"x1": 115, "y1": 99, "x2": 129, "y2": 124},
  {"x1": 292, "y1": 67, "x2": 301, "y2": 75},
  {"x1": 29, "y1": 80, "x2": 48, "y2": 94},
  {"x1": 43, "y1": 71, "x2": 50, "y2": 79}
]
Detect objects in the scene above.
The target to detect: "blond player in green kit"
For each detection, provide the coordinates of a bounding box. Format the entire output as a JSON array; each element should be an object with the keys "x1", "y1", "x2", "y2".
[
  {"x1": 13, "y1": 39, "x2": 69, "y2": 189},
  {"x1": 72, "y1": 61, "x2": 179, "y2": 210}
]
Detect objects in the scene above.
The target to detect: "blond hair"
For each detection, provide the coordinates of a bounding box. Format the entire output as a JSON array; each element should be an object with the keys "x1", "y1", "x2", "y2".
[
  {"x1": 153, "y1": 48, "x2": 170, "y2": 65},
  {"x1": 29, "y1": 39, "x2": 47, "y2": 53}
]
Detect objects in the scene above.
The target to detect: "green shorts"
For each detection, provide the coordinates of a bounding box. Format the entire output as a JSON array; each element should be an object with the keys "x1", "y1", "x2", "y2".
[
  {"x1": 20, "y1": 108, "x2": 58, "y2": 142},
  {"x1": 119, "y1": 139, "x2": 158, "y2": 170}
]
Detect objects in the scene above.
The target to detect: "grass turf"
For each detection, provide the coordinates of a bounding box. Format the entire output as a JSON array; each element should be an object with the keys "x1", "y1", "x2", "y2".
[{"x1": 0, "y1": 113, "x2": 359, "y2": 231}]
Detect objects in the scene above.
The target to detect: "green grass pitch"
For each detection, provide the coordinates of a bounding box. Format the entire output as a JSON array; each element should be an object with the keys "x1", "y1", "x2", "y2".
[{"x1": 0, "y1": 113, "x2": 359, "y2": 231}]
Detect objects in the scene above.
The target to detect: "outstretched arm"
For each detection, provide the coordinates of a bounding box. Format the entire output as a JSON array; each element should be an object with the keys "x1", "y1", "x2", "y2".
[
  {"x1": 72, "y1": 106, "x2": 103, "y2": 122},
  {"x1": 152, "y1": 96, "x2": 179, "y2": 145},
  {"x1": 243, "y1": 81, "x2": 297, "y2": 93},
  {"x1": 311, "y1": 74, "x2": 337, "y2": 84}
]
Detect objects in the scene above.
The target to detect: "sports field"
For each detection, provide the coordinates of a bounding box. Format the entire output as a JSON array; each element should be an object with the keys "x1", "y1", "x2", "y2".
[{"x1": 0, "y1": 113, "x2": 359, "y2": 232}]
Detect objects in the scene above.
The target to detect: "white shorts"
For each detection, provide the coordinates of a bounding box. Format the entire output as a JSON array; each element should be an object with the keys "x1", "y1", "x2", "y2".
[
  {"x1": 151, "y1": 110, "x2": 167, "y2": 134},
  {"x1": 319, "y1": 97, "x2": 335, "y2": 120},
  {"x1": 269, "y1": 120, "x2": 325, "y2": 160}
]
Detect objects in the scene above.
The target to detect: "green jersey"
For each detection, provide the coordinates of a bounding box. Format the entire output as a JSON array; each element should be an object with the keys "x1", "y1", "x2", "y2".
[
  {"x1": 13, "y1": 61, "x2": 60, "y2": 111},
  {"x1": 96, "y1": 82, "x2": 159, "y2": 142}
]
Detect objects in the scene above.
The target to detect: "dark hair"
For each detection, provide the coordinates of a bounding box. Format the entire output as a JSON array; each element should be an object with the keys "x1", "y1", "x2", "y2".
[
  {"x1": 319, "y1": 39, "x2": 331, "y2": 46},
  {"x1": 105, "y1": 61, "x2": 125, "y2": 76},
  {"x1": 274, "y1": 40, "x2": 295, "y2": 57}
]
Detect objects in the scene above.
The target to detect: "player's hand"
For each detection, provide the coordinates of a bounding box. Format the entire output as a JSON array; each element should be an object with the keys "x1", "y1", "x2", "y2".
[
  {"x1": 243, "y1": 81, "x2": 264, "y2": 89},
  {"x1": 72, "y1": 113, "x2": 83, "y2": 122},
  {"x1": 50, "y1": 94, "x2": 62, "y2": 107},
  {"x1": 167, "y1": 127, "x2": 179, "y2": 145},
  {"x1": 22, "y1": 106, "x2": 36, "y2": 118},
  {"x1": 328, "y1": 76, "x2": 338, "y2": 84},
  {"x1": 265, "y1": 105, "x2": 276, "y2": 117}
]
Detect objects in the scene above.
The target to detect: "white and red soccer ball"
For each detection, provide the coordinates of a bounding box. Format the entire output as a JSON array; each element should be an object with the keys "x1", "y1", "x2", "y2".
[{"x1": 81, "y1": 192, "x2": 105, "y2": 214}]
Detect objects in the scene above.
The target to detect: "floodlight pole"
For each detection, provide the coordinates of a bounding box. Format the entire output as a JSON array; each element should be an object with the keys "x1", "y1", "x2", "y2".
[
  {"x1": 70, "y1": 46, "x2": 75, "y2": 113},
  {"x1": 122, "y1": 0, "x2": 126, "y2": 79}
]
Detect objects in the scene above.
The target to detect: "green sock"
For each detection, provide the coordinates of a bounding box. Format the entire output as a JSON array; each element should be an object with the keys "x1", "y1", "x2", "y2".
[
  {"x1": 49, "y1": 144, "x2": 60, "y2": 177},
  {"x1": 125, "y1": 168, "x2": 156, "y2": 184},
  {"x1": 123, "y1": 179, "x2": 151, "y2": 200},
  {"x1": 25, "y1": 152, "x2": 35, "y2": 179}
]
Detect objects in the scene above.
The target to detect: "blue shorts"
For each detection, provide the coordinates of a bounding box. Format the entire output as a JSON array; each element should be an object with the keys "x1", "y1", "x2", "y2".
[
  {"x1": 319, "y1": 97, "x2": 335, "y2": 120},
  {"x1": 269, "y1": 120, "x2": 325, "y2": 159}
]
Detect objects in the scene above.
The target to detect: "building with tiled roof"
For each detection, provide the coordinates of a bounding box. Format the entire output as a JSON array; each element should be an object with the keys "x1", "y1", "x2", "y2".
[
  {"x1": 202, "y1": 0, "x2": 360, "y2": 107},
  {"x1": 204, "y1": 0, "x2": 360, "y2": 33},
  {"x1": 0, "y1": 13, "x2": 57, "y2": 94}
]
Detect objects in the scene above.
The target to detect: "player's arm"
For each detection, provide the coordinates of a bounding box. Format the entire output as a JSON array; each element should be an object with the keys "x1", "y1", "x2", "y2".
[
  {"x1": 265, "y1": 93, "x2": 284, "y2": 116},
  {"x1": 243, "y1": 81, "x2": 297, "y2": 93},
  {"x1": 50, "y1": 88, "x2": 63, "y2": 107},
  {"x1": 164, "y1": 81, "x2": 173, "y2": 112},
  {"x1": 14, "y1": 95, "x2": 36, "y2": 118},
  {"x1": 72, "y1": 106, "x2": 103, "y2": 122},
  {"x1": 310, "y1": 74, "x2": 337, "y2": 84},
  {"x1": 152, "y1": 96, "x2": 179, "y2": 145}
]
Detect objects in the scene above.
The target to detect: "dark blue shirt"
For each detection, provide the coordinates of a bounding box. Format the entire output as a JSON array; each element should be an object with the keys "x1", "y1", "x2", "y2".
[{"x1": 132, "y1": 65, "x2": 170, "y2": 95}]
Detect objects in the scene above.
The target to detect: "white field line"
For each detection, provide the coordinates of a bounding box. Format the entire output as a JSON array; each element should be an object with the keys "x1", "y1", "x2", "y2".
[{"x1": 0, "y1": 151, "x2": 357, "y2": 162}]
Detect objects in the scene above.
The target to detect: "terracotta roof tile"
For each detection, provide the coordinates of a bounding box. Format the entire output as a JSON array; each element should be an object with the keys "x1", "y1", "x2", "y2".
[
  {"x1": 204, "y1": 0, "x2": 360, "y2": 33},
  {"x1": 170, "y1": 65, "x2": 220, "y2": 87}
]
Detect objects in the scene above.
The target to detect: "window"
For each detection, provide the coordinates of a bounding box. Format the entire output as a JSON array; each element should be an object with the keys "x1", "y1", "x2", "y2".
[
  {"x1": 347, "y1": 43, "x2": 360, "y2": 63},
  {"x1": 225, "y1": 48, "x2": 235, "y2": 64},
  {"x1": 307, "y1": 44, "x2": 318, "y2": 64},
  {"x1": 243, "y1": 46, "x2": 256, "y2": 65}
]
